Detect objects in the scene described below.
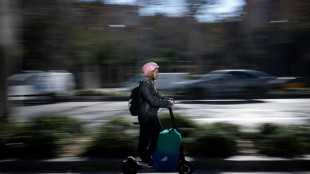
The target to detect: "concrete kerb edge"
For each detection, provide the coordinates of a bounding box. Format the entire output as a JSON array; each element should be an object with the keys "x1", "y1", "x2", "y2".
[
  {"x1": 0, "y1": 158, "x2": 123, "y2": 172},
  {"x1": 192, "y1": 158, "x2": 310, "y2": 171},
  {"x1": 1, "y1": 156, "x2": 310, "y2": 172}
]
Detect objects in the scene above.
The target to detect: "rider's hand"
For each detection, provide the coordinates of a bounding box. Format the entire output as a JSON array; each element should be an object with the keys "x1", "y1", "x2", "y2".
[{"x1": 170, "y1": 99, "x2": 175, "y2": 107}]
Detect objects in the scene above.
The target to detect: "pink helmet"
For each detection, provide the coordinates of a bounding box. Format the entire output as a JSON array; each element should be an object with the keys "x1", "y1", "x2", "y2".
[{"x1": 142, "y1": 62, "x2": 159, "y2": 76}]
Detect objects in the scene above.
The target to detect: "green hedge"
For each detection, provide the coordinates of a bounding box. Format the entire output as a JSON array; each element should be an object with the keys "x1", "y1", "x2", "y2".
[
  {"x1": 74, "y1": 90, "x2": 129, "y2": 96},
  {"x1": 183, "y1": 123, "x2": 239, "y2": 157},
  {"x1": 0, "y1": 117, "x2": 26, "y2": 158},
  {"x1": 159, "y1": 113, "x2": 240, "y2": 157},
  {"x1": 75, "y1": 90, "x2": 106, "y2": 96},
  {"x1": 158, "y1": 112, "x2": 198, "y2": 138},
  {"x1": 254, "y1": 123, "x2": 310, "y2": 157},
  {"x1": 83, "y1": 116, "x2": 138, "y2": 158},
  {"x1": 31, "y1": 114, "x2": 83, "y2": 136},
  {"x1": 83, "y1": 115, "x2": 240, "y2": 158},
  {"x1": 3, "y1": 114, "x2": 310, "y2": 159},
  {"x1": 0, "y1": 115, "x2": 83, "y2": 158}
]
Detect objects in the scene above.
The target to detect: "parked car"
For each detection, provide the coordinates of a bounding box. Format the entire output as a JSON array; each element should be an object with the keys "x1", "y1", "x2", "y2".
[
  {"x1": 268, "y1": 77, "x2": 310, "y2": 90},
  {"x1": 122, "y1": 73, "x2": 190, "y2": 91},
  {"x1": 178, "y1": 69, "x2": 275, "y2": 98},
  {"x1": 7, "y1": 71, "x2": 75, "y2": 102}
]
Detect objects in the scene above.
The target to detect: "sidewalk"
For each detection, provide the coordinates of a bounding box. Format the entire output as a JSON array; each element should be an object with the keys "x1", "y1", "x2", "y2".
[{"x1": 1, "y1": 155, "x2": 310, "y2": 172}]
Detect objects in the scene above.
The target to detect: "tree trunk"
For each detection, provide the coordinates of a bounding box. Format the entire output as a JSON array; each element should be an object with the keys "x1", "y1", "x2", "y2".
[{"x1": 0, "y1": 48, "x2": 8, "y2": 118}]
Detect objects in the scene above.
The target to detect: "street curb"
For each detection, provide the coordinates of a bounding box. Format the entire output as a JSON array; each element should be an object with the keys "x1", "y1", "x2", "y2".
[
  {"x1": 192, "y1": 156, "x2": 310, "y2": 171},
  {"x1": 0, "y1": 158, "x2": 122, "y2": 172},
  {"x1": 1, "y1": 156, "x2": 310, "y2": 172}
]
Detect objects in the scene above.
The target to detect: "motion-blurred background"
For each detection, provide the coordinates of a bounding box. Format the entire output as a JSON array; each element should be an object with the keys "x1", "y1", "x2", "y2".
[
  {"x1": 1, "y1": 0, "x2": 310, "y2": 111},
  {"x1": 1, "y1": 0, "x2": 310, "y2": 161}
]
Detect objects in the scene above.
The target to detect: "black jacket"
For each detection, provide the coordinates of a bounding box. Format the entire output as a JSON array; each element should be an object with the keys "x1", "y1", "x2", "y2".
[{"x1": 138, "y1": 81, "x2": 172, "y2": 124}]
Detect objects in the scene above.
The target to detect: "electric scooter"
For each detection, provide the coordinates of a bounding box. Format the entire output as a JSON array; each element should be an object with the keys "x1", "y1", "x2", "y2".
[{"x1": 122, "y1": 107, "x2": 194, "y2": 174}]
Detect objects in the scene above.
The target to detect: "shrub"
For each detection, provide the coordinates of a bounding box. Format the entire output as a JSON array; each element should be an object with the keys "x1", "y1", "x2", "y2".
[
  {"x1": 108, "y1": 116, "x2": 133, "y2": 132},
  {"x1": 31, "y1": 115, "x2": 83, "y2": 136},
  {"x1": 183, "y1": 123, "x2": 239, "y2": 157},
  {"x1": 75, "y1": 90, "x2": 105, "y2": 96},
  {"x1": 0, "y1": 118, "x2": 28, "y2": 158},
  {"x1": 209, "y1": 122, "x2": 240, "y2": 137},
  {"x1": 259, "y1": 123, "x2": 281, "y2": 135},
  {"x1": 83, "y1": 116, "x2": 137, "y2": 158},
  {"x1": 255, "y1": 124, "x2": 310, "y2": 157},
  {"x1": 74, "y1": 90, "x2": 129, "y2": 96},
  {"x1": 1, "y1": 115, "x2": 83, "y2": 158},
  {"x1": 158, "y1": 112, "x2": 198, "y2": 138}
]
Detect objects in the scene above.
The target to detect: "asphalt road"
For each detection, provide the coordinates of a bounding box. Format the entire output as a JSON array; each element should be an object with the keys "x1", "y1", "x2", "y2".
[{"x1": 9, "y1": 98, "x2": 310, "y2": 131}]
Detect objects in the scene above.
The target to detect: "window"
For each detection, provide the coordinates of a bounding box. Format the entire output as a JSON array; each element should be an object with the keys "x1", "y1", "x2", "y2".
[{"x1": 229, "y1": 72, "x2": 256, "y2": 79}]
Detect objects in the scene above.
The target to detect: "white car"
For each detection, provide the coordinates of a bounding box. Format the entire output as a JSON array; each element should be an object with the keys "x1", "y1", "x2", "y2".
[{"x1": 7, "y1": 71, "x2": 75, "y2": 102}]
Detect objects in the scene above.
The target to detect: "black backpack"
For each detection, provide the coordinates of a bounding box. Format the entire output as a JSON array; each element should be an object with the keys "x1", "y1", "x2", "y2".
[{"x1": 128, "y1": 83, "x2": 141, "y2": 116}]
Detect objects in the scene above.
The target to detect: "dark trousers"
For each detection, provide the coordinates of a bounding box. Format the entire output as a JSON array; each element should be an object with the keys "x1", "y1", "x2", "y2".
[{"x1": 138, "y1": 117, "x2": 163, "y2": 163}]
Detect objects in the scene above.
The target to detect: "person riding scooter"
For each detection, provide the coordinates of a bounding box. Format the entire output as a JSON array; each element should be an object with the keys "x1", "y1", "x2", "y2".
[{"x1": 137, "y1": 62, "x2": 175, "y2": 167}]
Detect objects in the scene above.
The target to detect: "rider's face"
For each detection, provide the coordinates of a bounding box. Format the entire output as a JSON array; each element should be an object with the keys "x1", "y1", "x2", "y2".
[{"x1": 153, "y1": 68, "x2": 159, "y2": 80}]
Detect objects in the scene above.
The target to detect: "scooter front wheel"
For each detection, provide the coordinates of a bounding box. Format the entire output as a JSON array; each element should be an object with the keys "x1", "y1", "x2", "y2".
[{"x1": 177, "y1": 160, "x2": 194, "y2": 174}]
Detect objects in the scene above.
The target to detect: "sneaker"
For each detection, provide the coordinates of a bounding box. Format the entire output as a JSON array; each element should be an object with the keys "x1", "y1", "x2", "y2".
[{"x1": 139, "y1": 162, "x2": 152, "y2": 169}]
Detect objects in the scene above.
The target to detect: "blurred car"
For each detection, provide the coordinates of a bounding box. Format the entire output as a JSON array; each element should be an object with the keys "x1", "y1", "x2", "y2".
[
  {"x1": 7, "y1": 71, "x2": 75, "y2": 102},
  {"x1": 178, "y1": 69, "x2": 275, "y2": 98},
  {"x1": 121, "y1": 73, "x2": 190, "y2": 91},
  {"x1": 268, "y1": 77, "x2": 310, "y2": 90}
]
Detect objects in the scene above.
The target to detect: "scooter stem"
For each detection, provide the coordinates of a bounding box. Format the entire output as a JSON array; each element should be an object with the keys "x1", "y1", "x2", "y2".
[{"x1": 169, "y1": 107, "x2": 177, "y2": 129}]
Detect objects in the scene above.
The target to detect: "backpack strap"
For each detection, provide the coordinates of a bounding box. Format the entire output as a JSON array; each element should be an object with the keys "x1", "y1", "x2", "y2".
[{"x1": 138, "y1": 80, "x2": 143, "y2": 105}]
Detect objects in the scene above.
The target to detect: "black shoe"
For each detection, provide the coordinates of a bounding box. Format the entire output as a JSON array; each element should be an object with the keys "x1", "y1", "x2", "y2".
[{"x1": 149, "y1": 160, "x2": 153, "y2": 166}]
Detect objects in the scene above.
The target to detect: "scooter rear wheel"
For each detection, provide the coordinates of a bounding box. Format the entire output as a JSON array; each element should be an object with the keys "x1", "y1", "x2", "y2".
[
  {"x1": 177, "y1": 160, "x2": 194, "y2": 174},
  {"x1": 122, "y1": 156, "x2": 139, "y2": 174}
]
